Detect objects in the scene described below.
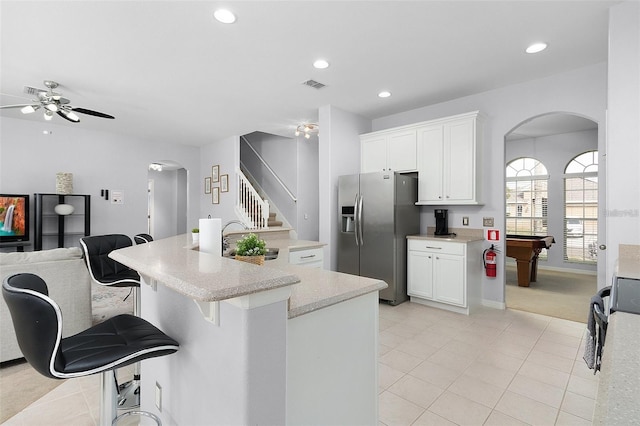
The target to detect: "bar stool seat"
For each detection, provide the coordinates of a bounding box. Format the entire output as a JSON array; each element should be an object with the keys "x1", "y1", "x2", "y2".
[{"x1": 2, "y1": 273, "x2": 178, "y2": 425}]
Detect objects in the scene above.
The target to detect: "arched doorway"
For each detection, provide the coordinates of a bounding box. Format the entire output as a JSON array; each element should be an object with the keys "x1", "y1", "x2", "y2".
[
  {"x1": 503, "y1": 113, "x2": 605, "y2": 322},
  {"x1": 147, "y1": 160, "x2": 188, "y2": 239}
]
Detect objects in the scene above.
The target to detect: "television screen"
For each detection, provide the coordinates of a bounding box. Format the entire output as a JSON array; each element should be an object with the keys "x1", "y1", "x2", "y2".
[{"x1": 0, "y1": 194, "x2": 29, "y2": 243}]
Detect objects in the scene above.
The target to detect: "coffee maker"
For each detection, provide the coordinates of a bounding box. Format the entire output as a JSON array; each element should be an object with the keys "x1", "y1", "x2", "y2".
[{"x1": 434, "y1": 209, "x2": 449, "y2": 236}]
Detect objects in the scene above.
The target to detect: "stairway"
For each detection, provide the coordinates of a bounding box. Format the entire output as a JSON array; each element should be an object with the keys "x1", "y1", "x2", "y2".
[{"x1": 268, "y1": 212, "x2": 283, "y2": 227}]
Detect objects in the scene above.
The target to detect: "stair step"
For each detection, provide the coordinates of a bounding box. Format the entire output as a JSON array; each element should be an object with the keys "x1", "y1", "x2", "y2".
[
  {"x1": 269, "y1": 212, "x2": 276, "y2": 218},
  {"x1": 268, "y1": 220, "x2": 283, "y2": 227}
]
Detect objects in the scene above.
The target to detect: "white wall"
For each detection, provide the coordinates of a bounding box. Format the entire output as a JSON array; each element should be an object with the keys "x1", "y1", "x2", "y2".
[
  {"x1": 0, "y1": 116, "x2": 200, "y2": 248},
  {"x1": 296, "y1": 133, "x2": 319, "y2": 241},
  {"x1": 198, "y1": 135, "x2": 239, "y2": 226},
  {"x1": 318, "y1": 105, "x2": 371, "y2": 270},
  {"x1": 607, "y1": 1, "x2": 640, "y2": 280},
  {"x1": 367, "y1": 63, "x2": 607, "y2": 304},
  {"x1": 506, "y1": 128, "x2": 598, "y2": 272}
]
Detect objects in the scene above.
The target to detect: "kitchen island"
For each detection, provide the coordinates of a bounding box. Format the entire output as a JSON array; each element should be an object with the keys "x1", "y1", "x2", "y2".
[{"x1": 110, "y1": 234, "x2": 386, "y2": 425}]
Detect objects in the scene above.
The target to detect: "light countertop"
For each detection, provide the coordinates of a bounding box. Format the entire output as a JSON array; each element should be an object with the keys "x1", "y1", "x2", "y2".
[
  {"x1": 407, "y1": 234, "x2": 484, "y2": 243},
  {"x1": 617, "y1": 244, "x2": 640, "y2": 280},
  {"x1": 110, "y1": 234, "x2": 386, "y2": 318},
  {"x1": 593, "y1": 312, "x2": 640, "y2": 424}
]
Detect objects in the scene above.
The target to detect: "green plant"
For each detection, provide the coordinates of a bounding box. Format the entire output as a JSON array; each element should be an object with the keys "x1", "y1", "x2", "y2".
[
  {"x1": 235, "y1": 233, "x2": 266, "y2": 256},
  {"x1": 192, "y1": 228, "x2": 199, "y2": 233}
]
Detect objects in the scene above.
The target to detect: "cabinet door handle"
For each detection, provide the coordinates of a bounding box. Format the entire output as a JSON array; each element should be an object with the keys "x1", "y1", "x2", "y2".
[
  {"x1": 300, "y1": 254, "x2": 316, "y2": 259},
  {"x1": 425, "y1": 246, "x2": 442, "y2": 249}
]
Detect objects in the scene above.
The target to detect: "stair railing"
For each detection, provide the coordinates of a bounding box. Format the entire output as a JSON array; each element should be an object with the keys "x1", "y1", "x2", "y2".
[
  {"x1": 240, "y1": 135, "x2": 297, "y2": 203},
  {"x1": 236, "y1": 168, "x2": 270, "y2": 229}
]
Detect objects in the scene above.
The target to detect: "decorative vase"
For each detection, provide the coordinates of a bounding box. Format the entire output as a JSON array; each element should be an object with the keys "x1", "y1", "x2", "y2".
[
  {"x1": 192, "y1": 233, "x2": 199, "y2": 244},
  {"x1": 235, "y1": 255, "x2": 265, "y2": 266},
  {"x1": 55, "y1": 172, "x2": 73, "y2": 195}
]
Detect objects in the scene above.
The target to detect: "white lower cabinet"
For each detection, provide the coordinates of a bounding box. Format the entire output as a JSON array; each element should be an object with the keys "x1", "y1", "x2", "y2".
[
  {"x1": 407, "y1": 238, "x2": 482, "y2": 314},
  {"x1": 289, "y1": 247, "x2": 324, "y2": 268}
]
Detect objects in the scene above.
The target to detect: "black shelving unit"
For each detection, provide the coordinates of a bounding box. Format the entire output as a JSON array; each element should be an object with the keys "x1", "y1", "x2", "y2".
[{"x1": 34, "y1": 193, "x2": 91, "y2": 251}]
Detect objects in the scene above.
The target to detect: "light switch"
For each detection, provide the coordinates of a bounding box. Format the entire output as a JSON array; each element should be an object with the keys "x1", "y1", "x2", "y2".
[{"x1": 462, "y1": 217, "x2": 469, "y2": 226}]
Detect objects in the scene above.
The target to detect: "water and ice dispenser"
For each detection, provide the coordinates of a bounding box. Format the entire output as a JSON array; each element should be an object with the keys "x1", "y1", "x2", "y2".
[{"x1": 341, "y1": 206, "x2": 355, "y2": 233}]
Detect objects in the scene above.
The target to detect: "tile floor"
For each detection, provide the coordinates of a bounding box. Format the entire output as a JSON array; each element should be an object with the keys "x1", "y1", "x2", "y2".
[
  {"x1": 3, "y1": 302, "x2": 597, "y2": 425},
  {"x1": 378, "y1": 302, "x2": 598, "y2": 426}
]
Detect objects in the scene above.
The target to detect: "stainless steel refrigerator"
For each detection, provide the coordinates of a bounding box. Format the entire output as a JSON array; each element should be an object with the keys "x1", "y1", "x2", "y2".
[{"x1": 337, "y1": 172, "x2": 420, "y2": 305}]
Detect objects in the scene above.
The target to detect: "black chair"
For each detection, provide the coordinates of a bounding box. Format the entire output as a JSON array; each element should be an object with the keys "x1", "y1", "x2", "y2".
[
  {"x1": 134, "y1": 233, "x2": 154, "y2": 245},
  {"x1": 2, "y1": 273, "x2": 178, "y2": 426},
  {"x1": 80, "y1": 234, "x2": 143, "y2": 409}
]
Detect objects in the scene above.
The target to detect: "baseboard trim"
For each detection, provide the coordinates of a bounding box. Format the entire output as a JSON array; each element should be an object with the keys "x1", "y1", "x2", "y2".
[{"x1": 482, "y1": 299, "x2": 506, "y2": 310}]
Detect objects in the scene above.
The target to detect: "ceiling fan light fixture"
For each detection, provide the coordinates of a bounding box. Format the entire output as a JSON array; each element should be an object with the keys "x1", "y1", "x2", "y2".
[
  {"x1": 295, "y1": 122, "x2": 319, "y2": 139},
  {"x1": 66, "y1": 111, "x2": 80, "y2": 122},
  {"x1": 44, "y1": 110, "x2": 53, "y2": 121},
  {"x1": 21, "y1": 105, "x2": 37, "y2": 114},
  {"x1": 44, "y1": 103, "x2": 58, "y2": 112}
]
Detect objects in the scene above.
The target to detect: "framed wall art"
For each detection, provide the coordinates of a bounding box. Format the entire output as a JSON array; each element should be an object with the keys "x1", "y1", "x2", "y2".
[
  {"x1": 212, "y1": 186, "x2": 220, "y2": 204},
  {"x1": 204, "y1": 177, "x2": 211, "y2": 194},
  {"x1": 212, "y1": 165, "x2": 220, "y2": 183},
  {"x1": 221, "y1": 174, "x2": 229, "y2": 192}
]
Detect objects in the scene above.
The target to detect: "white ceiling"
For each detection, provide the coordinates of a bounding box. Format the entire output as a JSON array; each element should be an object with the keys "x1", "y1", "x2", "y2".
[{"x1": 0, "y1": 1, "x2": 617, "y2": 147}]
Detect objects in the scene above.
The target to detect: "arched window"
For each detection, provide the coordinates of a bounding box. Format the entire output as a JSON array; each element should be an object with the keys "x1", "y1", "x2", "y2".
[
  {"x1": 564, "y1": 151, "x2": 598, "y2": 263},
  {"x1": 506, "y1": 157, "x2": 549, "y2": 236}
]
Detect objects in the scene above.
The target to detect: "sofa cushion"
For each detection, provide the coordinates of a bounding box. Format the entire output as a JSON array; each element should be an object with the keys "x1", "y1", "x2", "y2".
[{"x1": 0, "y1": 247, "x2": 83, "y2": 266}]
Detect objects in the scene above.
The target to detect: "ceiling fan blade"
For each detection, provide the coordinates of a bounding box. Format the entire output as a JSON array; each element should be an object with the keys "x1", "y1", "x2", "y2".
[
  {"x1": 72, "y1": 107, "x2": 115, "y2": 119},
  {"x1": 0, "y1": 104, "x2": 35, "y2": 109},
  {"x1": 57, "y1": 110, "x2": 80, "y2": 123}
]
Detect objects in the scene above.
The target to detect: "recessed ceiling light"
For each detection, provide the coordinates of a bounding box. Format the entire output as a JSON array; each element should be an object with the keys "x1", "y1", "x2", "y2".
[
  {"x1": 525, "y1": 42, "x2": 547, "y2": 54},
  {"x1": 214, "y1": 9, "x2": 236, "y2": 24},
  {"x1": 42, "y1": 130, "x2": 52, "y2": 135},
  {"x1": 378, "y1": 91, "x2": 392, "y2": 98},
  {"x1": 313, "y1": 59, "x2": 329, "y2": 69}
]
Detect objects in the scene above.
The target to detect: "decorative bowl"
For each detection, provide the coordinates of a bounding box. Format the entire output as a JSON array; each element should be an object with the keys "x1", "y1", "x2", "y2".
[{"x1": 54, "y1": 203, "x2": 75, "y2": 215}]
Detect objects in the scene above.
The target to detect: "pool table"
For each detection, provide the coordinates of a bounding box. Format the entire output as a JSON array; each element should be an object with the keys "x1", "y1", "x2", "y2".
[{"x1": 506, "y1": 235, "x2": 555, "y2": 287}]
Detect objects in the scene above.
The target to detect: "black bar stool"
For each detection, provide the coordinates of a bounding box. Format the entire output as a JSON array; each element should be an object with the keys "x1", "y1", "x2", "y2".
[
  {"x1": 2, "y1": 273, "x2": 178, "y2": 425},
  {"x1": 134, "y1": 233, "x2": 154, "y2": 245},
  {"x1": 80, "y1": 234, "x2": 143, "y2": 409}
]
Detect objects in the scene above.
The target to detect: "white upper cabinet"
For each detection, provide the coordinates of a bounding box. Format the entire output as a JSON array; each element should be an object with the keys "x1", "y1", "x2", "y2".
[
  {"x1": 361, "y1": 129, "x2": 417, "y2": 173},
  {"x1": 416, "y1": 111, "x2": 483, "y2": 205},
  {"x1": 360, "y1": 111, "x2": 482, "y2": 205}
]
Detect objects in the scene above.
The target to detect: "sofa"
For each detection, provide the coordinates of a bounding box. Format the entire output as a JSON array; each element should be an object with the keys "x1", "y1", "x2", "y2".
[{"x1": 0, "y1": 247, "x2": 92, "y2": 363}]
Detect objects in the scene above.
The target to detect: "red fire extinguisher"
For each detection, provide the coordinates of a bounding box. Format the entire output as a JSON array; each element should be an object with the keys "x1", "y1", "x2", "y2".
[{"x1": 483, "y1": 244, "x2": 498, "y2": 278}]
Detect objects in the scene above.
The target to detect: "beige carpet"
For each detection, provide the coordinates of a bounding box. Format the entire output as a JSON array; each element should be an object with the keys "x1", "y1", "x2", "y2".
[
  {"x1": 506, "y1": 264, "x2": 597, "y2": 323},
  {"x1": 0, "y1": 282, "x2": 132, "y2": 423}
]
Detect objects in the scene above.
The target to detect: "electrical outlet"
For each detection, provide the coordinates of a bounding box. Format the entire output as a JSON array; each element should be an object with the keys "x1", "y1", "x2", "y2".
[
  {"x1": 462, "y1": 217, "x2": 469, "y2": 226},
  {"x1": 155, "y1": 382, "x2": 162, "y2": 411},
  {"x1": 483, "y1": 217, "x2": 494, "y2": 227}
]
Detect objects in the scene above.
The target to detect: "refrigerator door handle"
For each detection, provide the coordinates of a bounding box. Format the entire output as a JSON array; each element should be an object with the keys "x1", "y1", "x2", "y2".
[
  {"x1": 354, "y1": 194, "x2": 360, "y2": 246},
  {"x1": 358, "y1": 194, "x2": 364, "y2": 245}
]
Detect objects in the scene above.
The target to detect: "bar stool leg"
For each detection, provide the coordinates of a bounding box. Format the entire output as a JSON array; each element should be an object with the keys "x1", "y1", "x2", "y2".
[
  {"x1": 100, "y1": 371, "x2": 118, "y2": 426},
  {"x1": 117, "y1": 287, "x2": 142, "y2": 410}
]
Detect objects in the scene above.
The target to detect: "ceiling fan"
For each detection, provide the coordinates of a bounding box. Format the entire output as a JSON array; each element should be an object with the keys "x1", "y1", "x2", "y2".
[{"x1": 0, "y1": 80, "x2": 114, "y2": 122}]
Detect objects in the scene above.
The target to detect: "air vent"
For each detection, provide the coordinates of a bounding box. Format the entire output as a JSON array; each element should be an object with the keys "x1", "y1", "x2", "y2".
[{"x1": 301, "y1": 79, "x2": 326, "y2": 90}]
